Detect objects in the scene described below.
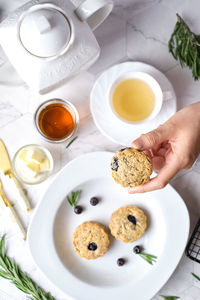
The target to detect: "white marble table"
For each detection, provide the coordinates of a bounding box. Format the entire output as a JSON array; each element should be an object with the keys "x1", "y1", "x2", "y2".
[{"x1": 0, "y1": 0, "x2": 199, "y2": 299}]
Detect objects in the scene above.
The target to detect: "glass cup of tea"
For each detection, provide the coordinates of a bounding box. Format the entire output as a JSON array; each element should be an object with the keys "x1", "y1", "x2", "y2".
[
  {"x1": 108, "y1": 72, "x2": 173, "y2": 124},
  {"x1": 34, "y1": 99, "x2": 79, "y2": 143}
]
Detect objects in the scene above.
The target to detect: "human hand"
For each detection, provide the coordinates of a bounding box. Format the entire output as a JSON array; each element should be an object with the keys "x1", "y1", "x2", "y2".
[{"x1": 129, "y1": 102, "x2": 200, "y2": 193}]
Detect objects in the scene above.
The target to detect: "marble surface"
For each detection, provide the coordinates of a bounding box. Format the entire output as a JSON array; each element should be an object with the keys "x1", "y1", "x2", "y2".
[{"x1": 0, "y1": 0, "x2": 199, "y2": 299}]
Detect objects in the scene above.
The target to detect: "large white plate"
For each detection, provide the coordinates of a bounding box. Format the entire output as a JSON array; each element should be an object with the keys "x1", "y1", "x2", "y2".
[
  {"x1": 90, "y1": 62, "x2": 177, "y2": 145},
  {"x1": 28, "y1": 152, "x2": 189, "y2": 300}
]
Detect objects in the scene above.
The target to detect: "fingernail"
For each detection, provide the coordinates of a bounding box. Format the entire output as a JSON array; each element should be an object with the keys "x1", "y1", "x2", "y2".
[
  {"x1": 128, "y1": 187, "x2": 139, "y2": 194},
  {"x1": 132, "y1": 139, "x2": 144, "y2": 150}
]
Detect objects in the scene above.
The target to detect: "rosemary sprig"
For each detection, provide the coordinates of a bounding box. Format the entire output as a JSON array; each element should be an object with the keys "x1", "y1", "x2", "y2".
[
  {"x1": 168, "y1": 14, "x2": 200, "y2": 80},
  {"x1": 191, "y1": 272, "x2": 200, "y2": 281},
  {"x1": 67, "y1": 190, "x2": 81, "y2": 207},
  {"x1": 66, "y1": 136, "x2": 78, "y2": 149},
  {"x1": 160, "y1": 296, "x2": 180, "y2": 300},
  {"x1": 0, "y1": 235, "x2": 55, "y2": 300},
  {"x1": 139, "y1": 252, "x2": 157, "y2": 265}
]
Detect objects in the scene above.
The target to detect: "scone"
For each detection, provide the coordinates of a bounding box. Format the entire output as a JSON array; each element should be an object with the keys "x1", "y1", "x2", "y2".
[
  {"x1": 73, "y1": 221, "x2": 110, "y2": 259},
  {"x1": 109, "y1": 206, "x2": 147, "y2": 243},
  {"x1": 111, "y1": 147, "x2": 152, "y2": 188}
]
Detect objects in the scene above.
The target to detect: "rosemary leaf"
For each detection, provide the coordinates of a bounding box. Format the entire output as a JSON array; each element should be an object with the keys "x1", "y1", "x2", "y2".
[
  {"x1": 0, "y1": 235, "x2": 6, "y2": 258},
  {"x1": 71, "y1": 191, "x2": 76, "y2": 204},
  {"x1": 0, "y1": 235, "x2": 55, "y2": 300},
  {"x1": 0, "y1": 269, "x2": 12, "y2": 280},
  {"x1": 67, "y1": 190, "x2": 81, "y2": 207},
  {"x1": 191, "y1": 272, "x2": 200, "y2": 281},
  {"x1": 66, "y1": 136, "x2": 78, "y2": 149},
  {"x1": 139, "y1": 252, "x2": 157, "y2": 265},
  {"x1": 67, "y1": 195, "x2": 72, "y2": 206}
]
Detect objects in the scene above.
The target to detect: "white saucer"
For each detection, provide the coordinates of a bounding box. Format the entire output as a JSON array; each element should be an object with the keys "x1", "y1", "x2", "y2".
[{"x1": 90, "y1": 62, "x2": 177, "y2": 145}]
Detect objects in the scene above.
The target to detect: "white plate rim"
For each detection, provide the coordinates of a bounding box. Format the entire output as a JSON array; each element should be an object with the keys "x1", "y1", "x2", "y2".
[{"x1": 27, "y1": 151, "x2": 189, "y2": 300}]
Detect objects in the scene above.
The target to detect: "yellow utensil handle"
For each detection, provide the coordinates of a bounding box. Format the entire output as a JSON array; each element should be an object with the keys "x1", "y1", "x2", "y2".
[
  {"x1": 7, "y1": 206, "x2": 26, "y2": 240},
  {"x1": 0, "y1": 191, "x2": 10, "y2": 207},
  {"x1": 12, "y1": 176, "x2": 31, "y2": 211}
]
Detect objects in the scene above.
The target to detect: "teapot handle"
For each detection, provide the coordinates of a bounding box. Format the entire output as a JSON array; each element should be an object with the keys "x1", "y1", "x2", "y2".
[{"x1": 75, "y1": 0, "x2": 113, "y2": 31}]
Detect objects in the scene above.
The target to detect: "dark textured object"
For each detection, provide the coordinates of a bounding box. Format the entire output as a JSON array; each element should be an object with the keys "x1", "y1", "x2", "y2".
[
  {"x1": 90, "y1": 197, "x2": 99, "y2": 206},
  {"x1": 117, "y1": 258, "x2": 125, "y2": 266},
  {"x1": 133, "y1": 245, "x2": 142, "y2": 254},
  {"x1": 74, "y1": 205, "x2": 83, "y2": 214},
  {"x1": 185, "y1": 218, "x2": 200, "y2": 263},
  {"x1": 88, "y1": 242, "x2": 97, "y2": 251},
  {"x1": 120, "y1": 147, "x2": 131, "y2": 152},
  {"x1": 127, "y1": 214, "x2": 137, "y2": 225},
  {"x1": 111, "y1": 157, "x2": 119, "y2": 171}
]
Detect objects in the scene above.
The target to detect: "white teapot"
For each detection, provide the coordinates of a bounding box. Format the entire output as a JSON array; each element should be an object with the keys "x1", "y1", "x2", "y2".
[{"x1": 0, "y1": 0, "x2": 113, "y2": 94}]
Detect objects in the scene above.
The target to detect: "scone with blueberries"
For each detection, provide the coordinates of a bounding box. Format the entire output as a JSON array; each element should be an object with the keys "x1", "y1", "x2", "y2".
[
  {"x1": 111, "y1": 147, "x2": 152, "y2": 188},
  {"x1": 73, "y1": 221, "x2": 110, "y2": 259},
  {"x1": 109, "y1": 206, "x2": 147, "y2": 243}
]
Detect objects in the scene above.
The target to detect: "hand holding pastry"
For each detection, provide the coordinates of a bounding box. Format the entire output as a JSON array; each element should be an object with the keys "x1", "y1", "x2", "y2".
[{"x1": 129, "y1": 102, "x2": 200, "y2": 193}]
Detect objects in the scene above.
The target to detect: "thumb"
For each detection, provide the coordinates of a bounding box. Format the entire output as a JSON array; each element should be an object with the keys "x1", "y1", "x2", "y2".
[{"x1": 132, "y1": 124, "x2": 172, "y2": 150}]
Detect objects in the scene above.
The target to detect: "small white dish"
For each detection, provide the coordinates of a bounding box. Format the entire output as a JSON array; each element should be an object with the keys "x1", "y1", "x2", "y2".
[
  {"x1": 13, "y1": 144, "x2": 53, "y2": 185},
  {"x1": 28, "y1": 152, "x2": 189, "y2": 300},
  {"x1": 90, "y1": 62, "x2": 177, "y2": 145}
]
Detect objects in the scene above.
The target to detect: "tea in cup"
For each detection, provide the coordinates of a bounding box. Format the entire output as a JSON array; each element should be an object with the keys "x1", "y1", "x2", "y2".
[{"x1": 108, "y1": 72, "x2": 172, "y2": 124}]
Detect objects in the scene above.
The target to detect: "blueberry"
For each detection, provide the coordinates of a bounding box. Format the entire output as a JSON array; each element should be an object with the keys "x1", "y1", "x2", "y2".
[
  {"x1": 117, "y1": 258, "x2": 125, "y2": 266},
  {"x1": 90, "y1": 197, "x2": 99, "y2": 206},
  {"x1": 111, "y1": 157, "x2": 119, "y2": 171},
  {"x1": 133, "y1": 245, "x2": 141, "y2": 254},
  {"x1": 120, "y1": 147, "x2": 131, "y2": 151},
  {"x1": 74, "y1": 205, "x2": 82, "y2": 214},
  {"x1": 127, "y1": 214, "x2": 137, "y2": 225},
  {"x1": 88, "y1": 242, "x2": 97, "y2": 251}
]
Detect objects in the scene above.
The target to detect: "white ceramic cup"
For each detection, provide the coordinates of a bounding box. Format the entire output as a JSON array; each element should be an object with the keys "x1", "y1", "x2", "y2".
[{"x1": 108, "y1": 71, "x2": 172, "y2": 124}]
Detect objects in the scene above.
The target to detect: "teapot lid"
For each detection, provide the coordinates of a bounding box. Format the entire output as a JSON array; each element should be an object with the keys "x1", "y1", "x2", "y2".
[{"x1": 19, "y1": 6, "x2": 71, "y2": 58}]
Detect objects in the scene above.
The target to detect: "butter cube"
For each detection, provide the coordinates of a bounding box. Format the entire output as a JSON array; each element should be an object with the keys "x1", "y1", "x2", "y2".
[
  {"x1": 40, "y1": 158, "x2": 50, "y2": 172},
  {"x1": 18, "y1": 149, "x2": 30, "y2": 162},
  {"x1": 26, "y1": 162, "x2": 40, "y2": 172},
  {"x1": 31, "y1": 150, "x2": 46, "y2": 164}
]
